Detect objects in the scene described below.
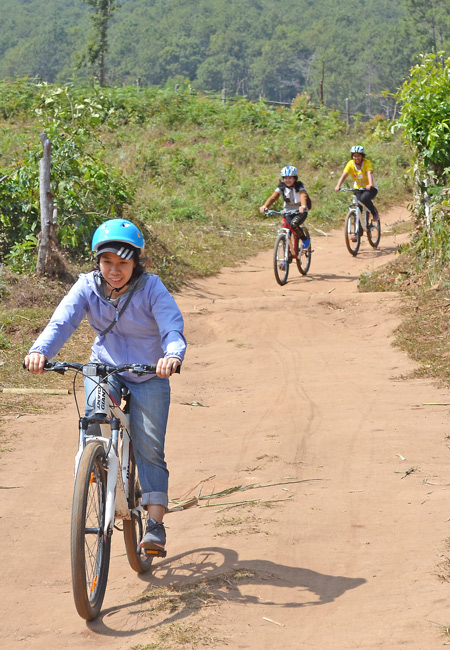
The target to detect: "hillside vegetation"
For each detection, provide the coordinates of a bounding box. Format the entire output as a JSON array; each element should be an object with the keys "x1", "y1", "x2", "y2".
[
  {"x1": 1, "y1": 0, "x2": 449, "y2": 117},
  {"x1": 0, "y1": 77, "x2": 412, "y2": 397},
  {"x1": 0, "y1": 79, "x2": 411, "y2": 280}
]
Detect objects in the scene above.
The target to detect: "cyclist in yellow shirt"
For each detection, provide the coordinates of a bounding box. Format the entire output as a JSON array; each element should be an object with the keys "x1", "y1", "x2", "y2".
[{"x1": 334, "y1": 145, "x2": 379, "y2": 221}]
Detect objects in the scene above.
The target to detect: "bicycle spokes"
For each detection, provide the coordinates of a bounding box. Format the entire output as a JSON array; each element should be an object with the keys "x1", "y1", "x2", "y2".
[
  {"x1": 71, "y1": 443, "x2": 111, "y2": 620},
  {"x1": 367, "y1": 215, "x2": 381, "y2": 248},
  {"x1": 344, "y1": 210, "x2": 361, "y2": 256},
  {"x1": 273, "y1": 233, "x2": 290, "y2": 285}
]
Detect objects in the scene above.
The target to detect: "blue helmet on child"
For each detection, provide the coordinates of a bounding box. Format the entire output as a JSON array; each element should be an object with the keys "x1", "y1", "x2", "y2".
[
  {"x1": 92, "y1": 219, "x2": 145, "y2": 260},
  {"x1": 281, "y1": 165, "x2": 298, "y2": 177},
  {"x1": 350, "y1": 145, "x2": 365, "y2": 154}
]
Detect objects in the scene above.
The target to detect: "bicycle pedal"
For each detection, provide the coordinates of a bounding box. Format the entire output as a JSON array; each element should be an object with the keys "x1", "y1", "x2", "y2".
[{"x1": 144, "y1": 548, "x2": 167, "y2": 558}]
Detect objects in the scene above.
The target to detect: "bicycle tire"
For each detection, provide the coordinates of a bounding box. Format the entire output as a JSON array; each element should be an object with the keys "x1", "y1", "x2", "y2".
[
  {"x1": 295, "y1": 227, "x2": 312, "y2": 275},
  {"x1": 123, "y1": 443, "x2": 153, "y2": 573},
  {"x1": 273, "y1": 233, "x2": 289, "y2": 285},
  {"x1": 71, "y1": 442, "x2": 111, "y2": 621},
  {"x1": 366, "y1": 210, "x2": 381, "y2": 248},
  {"x1": 344, "y1": 210, "x2": 361, "y2": 256}
]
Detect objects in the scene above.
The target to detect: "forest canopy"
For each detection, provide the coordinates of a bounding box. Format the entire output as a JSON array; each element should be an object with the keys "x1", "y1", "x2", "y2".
[{"x1": 1, "y1": 0, "x2": 450, "y2": 116}]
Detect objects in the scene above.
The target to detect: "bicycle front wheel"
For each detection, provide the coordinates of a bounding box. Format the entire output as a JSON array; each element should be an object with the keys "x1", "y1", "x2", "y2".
[
  {"x1": 123, "y1": 444, "x2": 153, "y2": 573},
  {"x1": 295, "y1": 227, "x2": 312, "y2": 275},
  {"x1": 71, "y1": 442, "x2": 111, "y2": 621},
  {"x1": 273, "y1": 233, "x2": 289, "y2": 285},
  {"x1": 344, "y1": 210, "x2": 361, "y2": 256},
  {"x1": 366, "y1": 210, "x2": 381, "y2": 248}
]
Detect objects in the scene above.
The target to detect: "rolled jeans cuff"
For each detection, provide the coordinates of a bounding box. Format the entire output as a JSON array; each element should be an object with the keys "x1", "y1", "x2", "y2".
[{"x1": 142, "y1": 491, "x2": 169, "y2": 509}]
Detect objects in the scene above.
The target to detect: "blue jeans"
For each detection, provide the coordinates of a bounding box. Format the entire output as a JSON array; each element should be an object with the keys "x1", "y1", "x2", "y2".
[{"x1": 84, "y1": 375, "x2": 171, "y2": 509}]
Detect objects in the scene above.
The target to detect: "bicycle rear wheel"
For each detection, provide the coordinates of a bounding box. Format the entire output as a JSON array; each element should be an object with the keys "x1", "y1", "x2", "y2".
[
  {"x1": 366, "y1": 210, "x2": 381, "y2": 248},
  {"x1": 123, "y1": 443, "x2": 153, "y2": 573},
  {"x1": 71, "y1": 442, "x2": 111, "y2": 621},
  {"x1": 344, "y1": 210, "x2": 361, "y2": 256},
  {"x1": 295, "y1": 227, "x2": 312, "y2": 275},
  {"x1": 273, "y1": 233, "x2": 289, "y2": 285}
]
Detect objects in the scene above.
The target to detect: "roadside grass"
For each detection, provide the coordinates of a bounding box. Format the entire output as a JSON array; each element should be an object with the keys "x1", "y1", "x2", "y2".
[
  {"x1": 360, "y1": 248, "x2": 450, "y2": 386},
  {"x1": 0, "y1": 270, "x2": 96, "y2": 448},
  {"x1": 0, "y1": 270, "x2": 94, "y2": 391},
  {"x1": 394, "y1": 281, "x2": 450, "y2": 385}
]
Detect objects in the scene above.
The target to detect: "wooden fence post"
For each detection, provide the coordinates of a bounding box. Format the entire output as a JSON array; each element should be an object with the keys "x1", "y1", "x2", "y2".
[{"x1": 36, "y1": 133, "x2": 53, "y2": 275}]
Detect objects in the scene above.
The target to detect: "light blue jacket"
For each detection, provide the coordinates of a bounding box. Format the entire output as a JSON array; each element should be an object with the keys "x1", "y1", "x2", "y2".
[{"x1": 29, "y1": 271, "x2": 186, "y2": 382}]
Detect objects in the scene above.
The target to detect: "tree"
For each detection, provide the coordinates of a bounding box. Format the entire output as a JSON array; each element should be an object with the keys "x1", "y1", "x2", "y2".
[
  {"x1": 401, "y1": 0, "x2": 450, "y2": 57},
  {"x1": 82, "y1": 0, "x2": 119, "y2": 86}
]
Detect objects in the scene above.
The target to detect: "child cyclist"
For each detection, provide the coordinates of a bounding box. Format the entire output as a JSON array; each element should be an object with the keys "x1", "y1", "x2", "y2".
[
  {"x1": 24, "y1": 218, "x2": 186, "y2": 554},
  {"x1": 259, "y1": 165, "x2": 311, "y2": 249},
  {"x1": 334, "y1": 145, "x2": 379, "y2": 221}
]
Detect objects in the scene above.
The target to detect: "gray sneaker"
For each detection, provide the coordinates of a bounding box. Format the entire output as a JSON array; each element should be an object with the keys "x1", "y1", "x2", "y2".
[{"x1": 141, "y1": 518, "x2": 166, "y2": 550}]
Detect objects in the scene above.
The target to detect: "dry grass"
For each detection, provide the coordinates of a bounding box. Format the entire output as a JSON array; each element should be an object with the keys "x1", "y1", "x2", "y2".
[
  {"x1": 394, "y1": 284, "x2": 450, "y2": 384},
  {"x1": 0, "y1": 269, "x2": 96, "y2": 450},
  {"x1": 213, "y1": 514, "x2": 272, "y2": 537},
  {"x1": 131, "y1": 621, "x2": 224, "y2": 650},
  {"x1": 136, "y1": 568, "x2": 258, "y2": 610},
  {"x1": 131, "y1": 568, "x2": 258, "y2": 649},
  {"x1": 358, "y1": 246, "x2": 450, "y2": 386}
]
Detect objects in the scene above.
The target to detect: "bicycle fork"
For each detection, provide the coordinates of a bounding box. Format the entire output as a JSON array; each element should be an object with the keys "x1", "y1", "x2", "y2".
[{"x1": 75, "y1": 379, "x2": 129, "y2": 535}]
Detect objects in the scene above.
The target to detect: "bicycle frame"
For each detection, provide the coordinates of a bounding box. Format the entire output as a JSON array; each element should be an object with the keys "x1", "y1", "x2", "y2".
[
  {"x1": 77, "y1": 368, "x2": 134, "y2": 533},
  {"x1": 339, "y1": 188, "x2": 381, "y2": 256},
  {"x1": 343, "y1": 190, "x2": 369, "y2": 231},
  {"x1": 277, "y1": 226, "x2": 296, "y2": 254},
  {"x1": 276, "y1": 214, "x2": 301, "y2": 257}
]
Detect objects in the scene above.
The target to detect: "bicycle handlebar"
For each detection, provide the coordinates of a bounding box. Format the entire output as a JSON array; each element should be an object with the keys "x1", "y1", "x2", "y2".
[
  {"x1": 264, "y1": 208, "x2": 303, "y2": 217},
  {"x1": 23, "y1": 360, "x2": 181, "y2": 377}
]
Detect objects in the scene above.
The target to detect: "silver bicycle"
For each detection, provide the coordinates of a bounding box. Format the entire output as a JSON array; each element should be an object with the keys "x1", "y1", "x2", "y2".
[
  {"x1": 339, "y1": 188, "x2": 381, "y2": 256},
  {"x1": 39, "y1": 360, "x2": 176, "y2": 620}
]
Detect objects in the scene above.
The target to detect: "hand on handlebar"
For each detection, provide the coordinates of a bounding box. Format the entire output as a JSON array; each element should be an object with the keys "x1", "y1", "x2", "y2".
[
  {"x1": 24, "y1": 352, "x2": 47, "y2": 374},
  {"x1": 156, "y1": 356, "x2": 181, "y2": 378},
  {"x1": 259, "y1": 205, "x2": 268, "y2": 215}
]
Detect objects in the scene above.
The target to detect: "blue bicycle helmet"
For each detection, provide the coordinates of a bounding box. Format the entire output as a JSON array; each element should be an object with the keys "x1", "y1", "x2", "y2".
[
  {"x1": 92, "y1": 219, "x2": 144, "y2": 260},
  {"x1": 280, "y1": 165, "x2": 298, "y2": 177},
  {"x1": 350, "y1": 145, "x2": 365, "y2": 154}
]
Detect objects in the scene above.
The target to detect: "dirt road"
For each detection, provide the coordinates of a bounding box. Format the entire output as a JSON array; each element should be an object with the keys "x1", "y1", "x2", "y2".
[{"x1": 2, "y1": 206, "x2": 450, "y2": 649}]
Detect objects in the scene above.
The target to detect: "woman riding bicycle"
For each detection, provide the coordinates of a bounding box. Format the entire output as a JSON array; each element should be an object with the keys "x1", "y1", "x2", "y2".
[
  {"x1": 334, "y1": 145, "x2": 379, "y2": 221},
  {"x1": 24, "y1": 218, "x2": 186, "y2": 553},
  {"x1": 259, "y1": 165, "x2": 311, "y2": 249}
]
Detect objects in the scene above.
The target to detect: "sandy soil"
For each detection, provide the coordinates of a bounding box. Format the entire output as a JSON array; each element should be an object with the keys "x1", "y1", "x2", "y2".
[{"x1": 2, "y1": 205, "x2": 450, "y2": 649}]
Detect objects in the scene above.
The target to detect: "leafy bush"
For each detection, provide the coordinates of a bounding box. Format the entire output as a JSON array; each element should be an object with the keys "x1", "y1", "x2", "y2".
[
  {"x1": 0, "y1": 78, "x2": 38, "y2": 119},
  {"x1": 395, "y1": 53, "x2": 450, "y2": 267},
  {"x1": 0, "y1": 82, "x2": 133, "y2": 265},
  {"x1": 397, "y1": 53, "x2": 450, "y2": 176}
]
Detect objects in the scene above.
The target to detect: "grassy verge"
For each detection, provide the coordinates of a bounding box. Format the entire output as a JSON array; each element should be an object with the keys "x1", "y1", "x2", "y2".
[{"x1": 360, "y1": 246, "x2": 450, "y2": 386}]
